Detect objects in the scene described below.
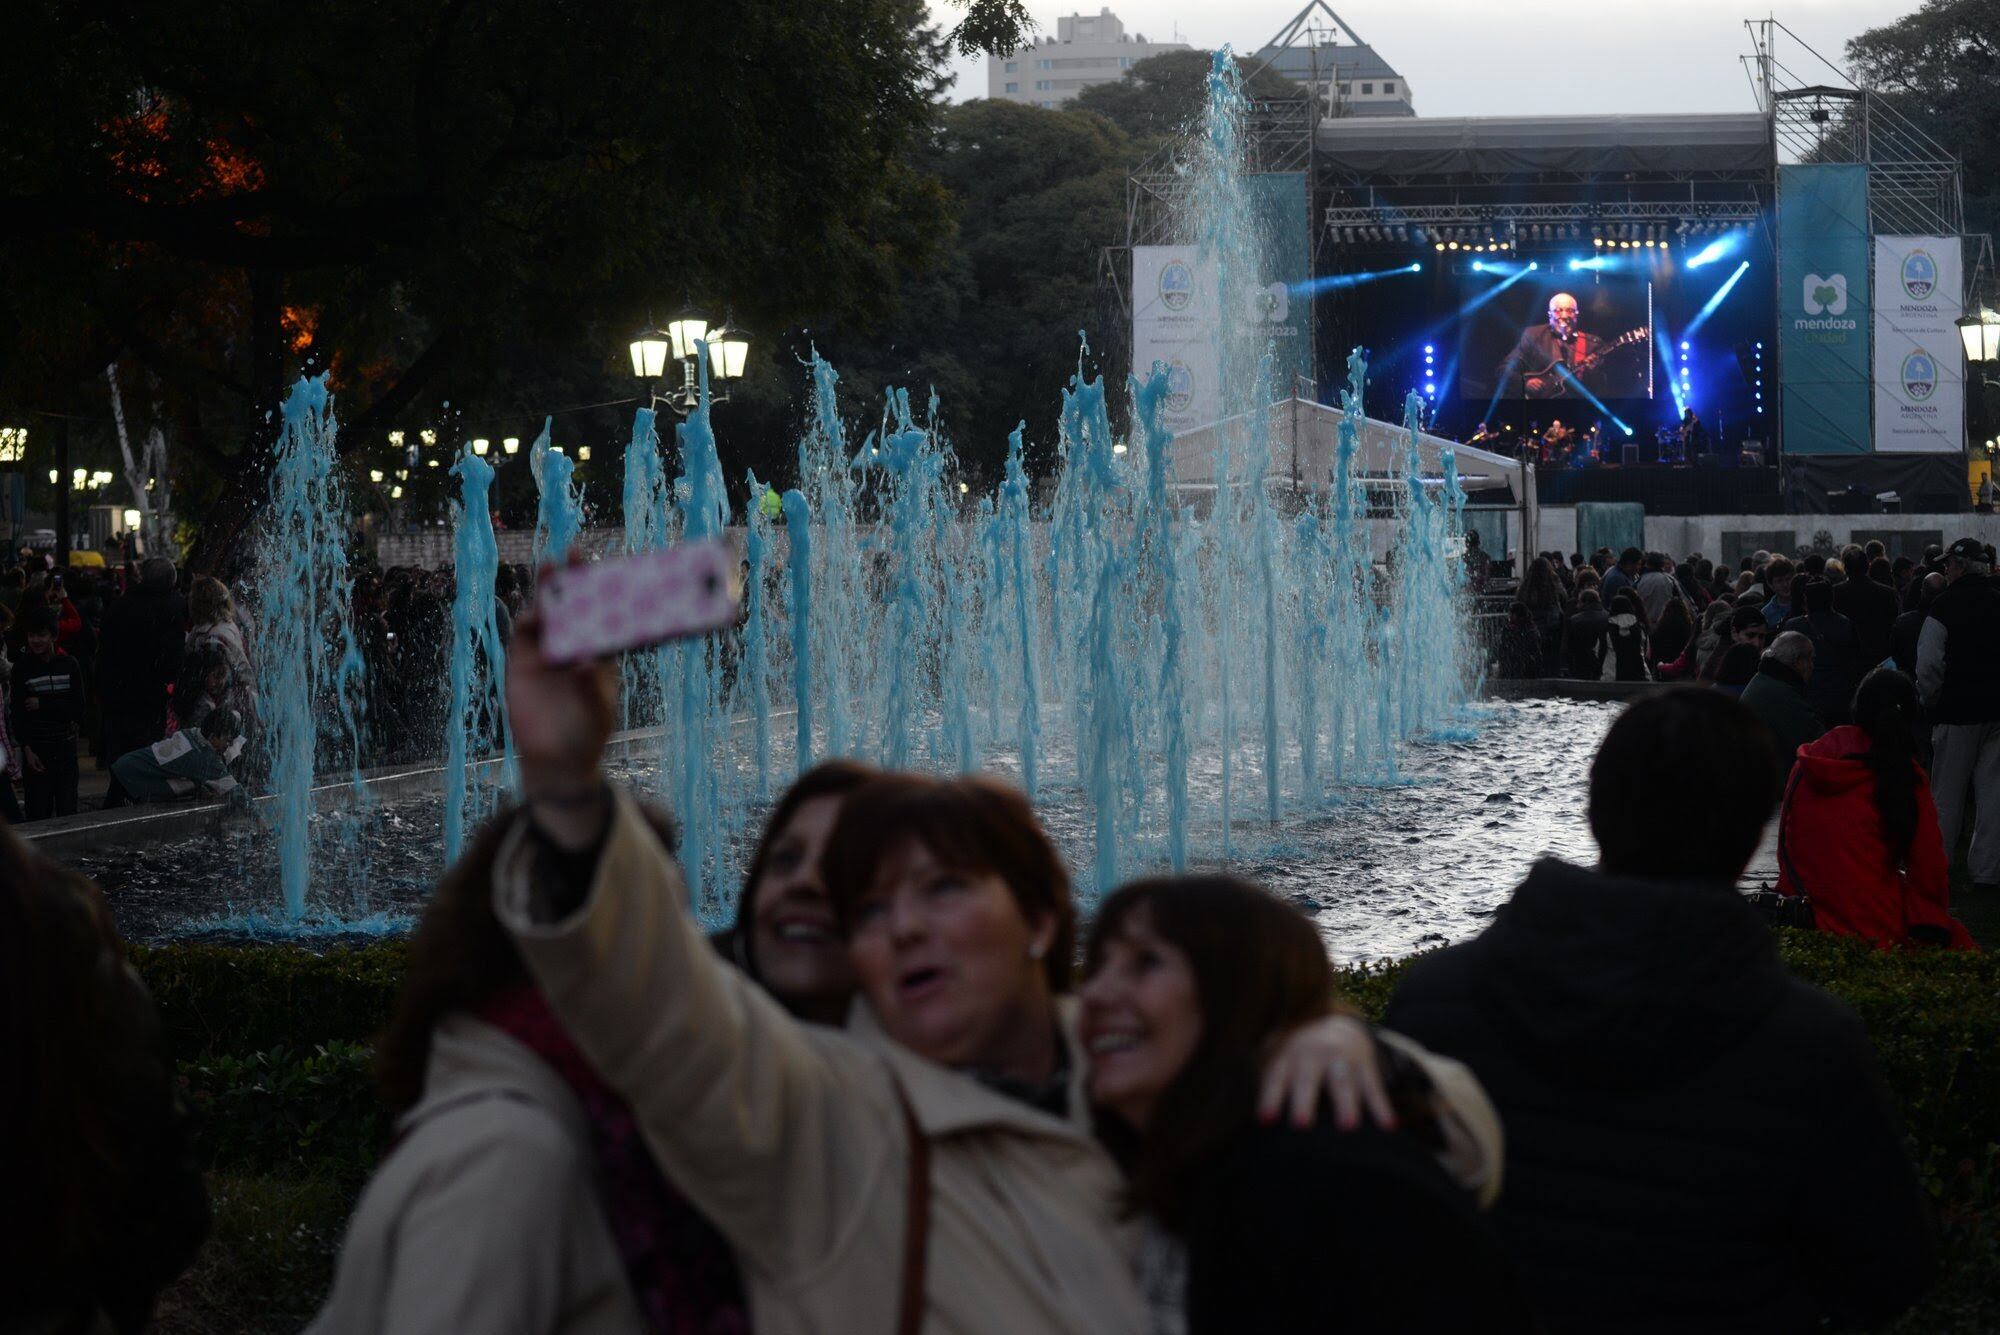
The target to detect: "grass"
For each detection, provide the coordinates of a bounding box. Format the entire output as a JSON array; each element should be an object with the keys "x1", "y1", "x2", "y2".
[{"x1": 152, "y1": 1172, "x2": 356, "y2": 1335}]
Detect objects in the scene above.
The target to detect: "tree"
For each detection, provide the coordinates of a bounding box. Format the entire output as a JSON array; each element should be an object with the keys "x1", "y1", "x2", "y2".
[
  {"x1": 747, "y1": 99, "x2": 1132, "y2": 488},
  {"x1": 0, "y1": 0, "x2": 970, "y2": 570},
  {"x1": 1073, "y1": 49, "x2": 1303, "y2": 150},
  {"x1": 1847, "y1": 0, "x2": 2000, "y2": 238}
]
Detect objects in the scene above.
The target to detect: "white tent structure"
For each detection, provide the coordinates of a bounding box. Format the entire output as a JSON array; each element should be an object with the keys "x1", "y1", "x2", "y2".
[{"x1": 1166, "y1": 396, "x2": 1537, "y2": 561}]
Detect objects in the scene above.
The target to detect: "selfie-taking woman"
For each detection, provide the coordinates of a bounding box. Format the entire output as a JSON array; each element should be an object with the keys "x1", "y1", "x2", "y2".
[
  {"x1": 1082, "y1": 876, "x2": 1528, "y2": 1334},
  {"x1": 313, "y1": 760, "x2": 876, "y2": 1332},
  {"x1": 486, "y1": 607, "x2": 1412, "y2": 1334},
  {"x1": 486, "y1": 610, "x2": 1150, "y2": 1331}
]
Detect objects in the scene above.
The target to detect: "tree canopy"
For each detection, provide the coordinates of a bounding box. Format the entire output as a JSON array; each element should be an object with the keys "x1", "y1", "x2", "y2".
[
  {"x1": 1074, "y1": 49, "x2": 1304, "y2": 148},
  {"x1": 1847, "y1": 0, "x2": 2000, "y2": 238},
  {"x1": 0, "y1": 0, "x2": 969, "y2": 567}
]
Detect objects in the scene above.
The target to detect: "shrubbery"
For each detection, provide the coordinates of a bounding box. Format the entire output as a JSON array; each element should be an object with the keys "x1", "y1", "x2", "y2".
[{"x1": 131, "y1": 930, "x2": 2000, "y2": 1331}]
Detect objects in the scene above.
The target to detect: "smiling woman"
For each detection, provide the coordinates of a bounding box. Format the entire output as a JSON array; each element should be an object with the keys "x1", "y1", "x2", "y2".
[{"x1": 715, "y1": 758, "x2": 876, "y2": 1025}]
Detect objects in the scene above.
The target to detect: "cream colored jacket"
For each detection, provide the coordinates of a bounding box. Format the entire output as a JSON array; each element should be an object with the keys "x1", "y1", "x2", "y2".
[
  {"x1": 307, "y1": 1016, "x2": 646, "y2": 1334},
  {"x1": 490, "y1": 789, "x2": 1504, "y2": 1334},
  {"x1": 493, "y1": 789, "x2": 1148, "y2": 1335}
]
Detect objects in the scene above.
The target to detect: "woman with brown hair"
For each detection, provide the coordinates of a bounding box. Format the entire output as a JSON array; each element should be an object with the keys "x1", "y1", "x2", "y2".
[
  {"x1": 313, "y1": 760, "x2": 879, "y2": 1332},
  {"x1": 0, "y1": 822, "x2": 208, "y2": 1332},
  {"x1": 481, "y1": 608, "x2": 1415, "y2": 1334},
  {"x1": 1081, "y1": 876, "x2": 1525, "y2": 1333}
]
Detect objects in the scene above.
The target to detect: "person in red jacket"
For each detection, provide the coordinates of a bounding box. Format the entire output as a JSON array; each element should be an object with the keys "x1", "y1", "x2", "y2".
[{"x1": 1777, "y1": 667, "x2": 1978, "y2": 950}]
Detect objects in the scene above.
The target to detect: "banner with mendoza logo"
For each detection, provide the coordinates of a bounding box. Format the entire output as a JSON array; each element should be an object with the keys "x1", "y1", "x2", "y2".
[
  {"x1": 1133, "y1": 246, "x2": 1220, "y2": 435},
  {"x1": 1777, "y1": 164, "x2": 1871, "y2": 455},
  {"x1": 1131, "y1": 172, "x2": 1312, "y2": 435},
  {"x1": 1872, "y1": 236, "x2": 1964, "y2": 453}
]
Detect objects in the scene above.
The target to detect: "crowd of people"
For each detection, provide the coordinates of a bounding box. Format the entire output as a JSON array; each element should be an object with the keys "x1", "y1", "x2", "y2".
[
  {"x1": 6, "y1": 576, "x2": 1961, "y2": 1332},
  {"x1": 0, "y1": 553, "x2": 540, "y2": 822},
  {"x1": 1495, "y1": 535, "x2": 1997, "y2": 948}
]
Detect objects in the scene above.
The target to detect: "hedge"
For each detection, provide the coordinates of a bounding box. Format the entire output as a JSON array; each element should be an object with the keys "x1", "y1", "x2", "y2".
[{"x1": 132, "y1": 930, "x2": 2000, "y2": 1330}]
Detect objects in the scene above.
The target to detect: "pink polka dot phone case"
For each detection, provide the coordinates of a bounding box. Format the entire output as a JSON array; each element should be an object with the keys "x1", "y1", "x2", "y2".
[{"x1": 539, "y1": 540, "x2": 742, "y2": 664}]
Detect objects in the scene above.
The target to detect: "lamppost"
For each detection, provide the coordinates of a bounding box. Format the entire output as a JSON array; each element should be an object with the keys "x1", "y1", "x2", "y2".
[
  {"x1": 630, "y1": 309, "x2": 750, "y2": 417},
  {"x1": 0, "y1": 426, "x2": 24, "y2": 551},
  {"x1": 1962, "y1": 309, "x2": 2000, "y2": 488}
]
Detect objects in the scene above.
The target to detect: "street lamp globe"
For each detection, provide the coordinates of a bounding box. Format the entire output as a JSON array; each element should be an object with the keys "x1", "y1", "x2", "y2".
[
  {"x1": 629, "y1": 328, "x2": 672, "y2": 379},
  {"x1": 471, "y1": 438, "x2": 490, "y2": 456},
  {"x1": 502, "y1": 436, "x2": 521, "y2": 455},
  {"x1": 1958, "y1": 309, "x2": 2000, "y2": 363},
  {"x1": 666, "y1": 311, "x2": 709, "y2": 363},
  {"x1": 710, "y1": 327, "x2": 751, "y2": 382}
]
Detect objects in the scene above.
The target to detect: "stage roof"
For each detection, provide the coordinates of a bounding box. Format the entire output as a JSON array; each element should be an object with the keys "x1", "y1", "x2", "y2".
[
  {"x1": 1314, "y1": 112, "x2": 1772, "y2": 177},
  {"x1": 1169, "y1": 397, "x2": 1525, "y2": 504}
]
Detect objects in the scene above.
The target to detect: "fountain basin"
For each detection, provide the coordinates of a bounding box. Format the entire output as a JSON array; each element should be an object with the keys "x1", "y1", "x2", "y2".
[{"x1": 50, "y1": 692, "x2": 1752, "y2": 966}]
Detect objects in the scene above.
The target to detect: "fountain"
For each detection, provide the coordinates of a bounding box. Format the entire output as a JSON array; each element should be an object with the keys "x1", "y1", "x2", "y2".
[{"x1": 78, "y1": 49, "x2": 1555, "y2": 958}]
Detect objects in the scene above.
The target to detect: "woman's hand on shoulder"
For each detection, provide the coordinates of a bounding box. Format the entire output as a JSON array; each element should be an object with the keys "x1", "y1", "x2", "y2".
[{"x1": 1258, "y1": 1014, "x2": 1396, "y2": 1133}]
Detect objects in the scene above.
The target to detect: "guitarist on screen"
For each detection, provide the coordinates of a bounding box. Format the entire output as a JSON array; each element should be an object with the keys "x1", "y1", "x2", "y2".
[
  {"x1": 1504, "y1": 292, "x2": 1648, "y2": 399},
  {"x1": 1503, "y1": 293, "x2": 1586, "y2": 398}
]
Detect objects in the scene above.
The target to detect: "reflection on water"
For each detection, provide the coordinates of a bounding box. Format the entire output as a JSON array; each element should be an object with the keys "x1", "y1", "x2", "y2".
[{"x1": 78, "y1": 698, "x2": 1748, "y2": 964}]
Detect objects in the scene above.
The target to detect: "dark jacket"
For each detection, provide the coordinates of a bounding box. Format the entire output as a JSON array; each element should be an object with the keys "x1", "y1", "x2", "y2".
[
  {"x1": 9, "y1": 648, "x2": 84, "y2": 745},
  {"x1": 1562, "y1": 606, "x2": 1610, "y2": 680},
  {"x1": 96, "y1": 583, "x2": 189, "y2": 732},
  {"x1": 1780, "y1": 609, "x2": 1865, "y2": 725},
  {"x1": 1740, "y1": 659, "x2": 1825, "y2": 768},
  {"x1": 1385, "y1": 859, "x2": 1935, "y2": 1335},
  {"x1": 1602, "y1": 611, "x2": 1652, "y2": 682},
  {"x1": 1495, "y1": 623, "x2": 1543, "y2": 679},
  {"x1": 1924, "y1": 573, "x2": 2000, "y2": 725},
  {"x1": 5, "y1": 875, "x2": 210, "y2": 1333},
  {"x1": 1832, "y1": 577, "x2": 1898, "y2": 671},
  {"x1": 1184, "y1": 1118, "x2": 1534, "y2": 1334},
  {"x1": 1887, "y1": 607, "x2": 1928, "y2": 678}
]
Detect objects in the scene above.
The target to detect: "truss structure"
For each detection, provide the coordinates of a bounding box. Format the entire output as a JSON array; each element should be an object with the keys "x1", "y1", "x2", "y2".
[{"x1": 1748, "y1": 20, "x2": 1963, "y2": 239}]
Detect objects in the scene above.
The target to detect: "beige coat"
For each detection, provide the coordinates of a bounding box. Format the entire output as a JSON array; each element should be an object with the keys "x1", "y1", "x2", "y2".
[
  {"x1": 307, "y1": 1017, "x2": 646, "y2": 1334},
  {"x1": 494, "y1": 789, "x2": 1148, "y2": 1335},
  {"x1": 491, "y1": 789, "x2": 1505, "y2": 1334}
]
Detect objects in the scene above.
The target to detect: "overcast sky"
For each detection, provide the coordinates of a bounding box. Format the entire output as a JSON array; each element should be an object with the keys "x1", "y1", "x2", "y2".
[{"x1": 934, "y1": 1, "x2": 1915, "y2": 116}]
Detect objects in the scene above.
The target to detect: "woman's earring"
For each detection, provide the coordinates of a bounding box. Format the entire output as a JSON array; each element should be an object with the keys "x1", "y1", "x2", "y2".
[{"x1": 1028, "y1": 941, "x2": 1047, "y2": 961}]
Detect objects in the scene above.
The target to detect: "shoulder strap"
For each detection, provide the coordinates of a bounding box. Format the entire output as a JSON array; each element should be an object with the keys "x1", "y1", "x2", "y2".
[{"x1": 893, "y1": 1079, "x2": 930, "y2": 1335}]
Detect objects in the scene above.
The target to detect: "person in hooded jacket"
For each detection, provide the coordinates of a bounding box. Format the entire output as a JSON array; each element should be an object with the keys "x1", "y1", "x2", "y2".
[
  {"x1": 1385, "y1": 688, "x2": 1935, "y2": 1335},
  {"x1": 1599, "y1": 592, "x2": 1652, "y2": 683},
  {"x1": 1777, "y1": 669, "x2": 1977, "y2": 951}
]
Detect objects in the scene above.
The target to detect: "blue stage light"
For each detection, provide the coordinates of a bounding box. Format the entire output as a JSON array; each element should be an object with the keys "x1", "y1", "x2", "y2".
[
  {"x1": 1680, "y1": 341, "x2": 1690, "y2": 351},
  {"x1": 1424, "y1": 344, "x2": 1434, "y2": 354},
  {"x1": 1407, "y1": 262, "x2": 1423, "y2": 273},
  {"x1": 1682, "y1": 260, "x2": 1753, "y2": 338},
  {"x1": 1686, "y1": 231, "x2": 1742, "y2": 269}
]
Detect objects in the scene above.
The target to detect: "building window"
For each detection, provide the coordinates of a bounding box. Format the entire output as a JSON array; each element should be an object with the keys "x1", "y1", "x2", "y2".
[
  {"x1": 1039, "y1": 100, "x2": 1054, "y2": 108},
  {"x1": 1383, "y1": 80, "x2": 1396, "y2": 93},
  {"x1": 1361, "y1": 82, "x2": 1373, "y2": 94},
  {"x1": 1005, "y1": 60, "x2": 1017, "y2": 72},
  {"x1": 1038, "y1": 58, "x2": 1052, "y2": 69},
  {"x1": 1035, "y1": 79, "x2": 1051, "y2": 90},
  {"x1": 1006, "y1": 81, "x2": 1019, "y2": 93},
  {"x1": 1120, "y1": 56, "x2": 1131, "y2": 67},
  {"x1": 1338, "y1": 82, "x2": 1351, "y2": 95}
]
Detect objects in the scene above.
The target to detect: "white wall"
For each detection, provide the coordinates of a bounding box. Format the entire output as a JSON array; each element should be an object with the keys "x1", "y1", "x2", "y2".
[{"x1": 1531, "y1": 507, "x2": 2000, "y2": 564}]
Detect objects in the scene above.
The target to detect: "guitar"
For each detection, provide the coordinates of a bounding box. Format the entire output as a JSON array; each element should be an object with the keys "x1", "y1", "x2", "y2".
[{"x1": 1522, "y1": 327, "x2": 1649, "y2": 399}]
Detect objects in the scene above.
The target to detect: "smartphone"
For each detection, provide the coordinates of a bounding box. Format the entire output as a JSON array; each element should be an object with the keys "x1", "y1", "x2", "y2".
[{"x1": 538, "y1": 540, "x2": 741, "y2": 665}]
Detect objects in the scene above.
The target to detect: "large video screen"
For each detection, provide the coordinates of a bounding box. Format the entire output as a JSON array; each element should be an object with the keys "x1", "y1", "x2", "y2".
[{"x1": 1457, "y1": 275, "x2": 1653, "y2": 403}]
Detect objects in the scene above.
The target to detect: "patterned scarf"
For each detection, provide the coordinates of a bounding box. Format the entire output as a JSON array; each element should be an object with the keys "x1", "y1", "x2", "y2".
[{"x1": 479, "y1": 985, "x2": 752, "y2": 1335}]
